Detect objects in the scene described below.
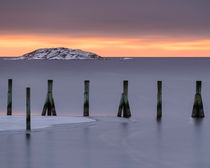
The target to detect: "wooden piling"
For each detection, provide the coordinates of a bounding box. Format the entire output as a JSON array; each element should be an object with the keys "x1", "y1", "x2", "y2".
[
  {"x1": 157, "y1": 81, "x2": 162, "y2": 119},
  {"x1": 7, "y1": 79, "x2": 12, "y2": 115},
  {"x1": 123, "y1": 93, "x2": 131, "y2": 118},
  {"x1": 117, "y1": 93, "x2": 124, "y2": 117},
  {"x1": 42, "y1": 80, "x2": 56, "y2": 116},
  {"x1": 123, "y1": 80, "x2": 128, "y2": 96},
  {"x1": 117, "y1": 80, "x2": 131, "y2": 118},
  {"x1": 192, "y1": 81, "x2": 204, "y2": 118},
  {"x1": 84, "y1": 80, "x2": 89, "y2": 116},
  {"x1": 26, "y1": 87, "x2": 31, "y2": 130}
]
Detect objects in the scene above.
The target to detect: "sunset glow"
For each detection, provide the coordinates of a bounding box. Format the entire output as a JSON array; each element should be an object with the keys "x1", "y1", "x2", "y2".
[{"x1": 0, "y1": 35, "x2": 210, "y2": 57}]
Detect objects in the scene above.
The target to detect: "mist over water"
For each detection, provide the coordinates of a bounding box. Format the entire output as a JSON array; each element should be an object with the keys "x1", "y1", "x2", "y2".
[{"x1": 0, "y1": 57, "x2": 210, "y2": 167}]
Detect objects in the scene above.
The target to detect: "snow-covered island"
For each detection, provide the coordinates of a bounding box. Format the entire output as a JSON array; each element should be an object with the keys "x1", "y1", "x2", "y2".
[{"x1": 15, "y1": 47, "x2": 102, "y2": 60}]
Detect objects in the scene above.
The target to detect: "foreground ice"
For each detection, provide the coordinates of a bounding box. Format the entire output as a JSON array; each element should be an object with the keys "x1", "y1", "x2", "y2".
[{"x1": 0, "y1": 116, "x2": 95, "y2": 131}]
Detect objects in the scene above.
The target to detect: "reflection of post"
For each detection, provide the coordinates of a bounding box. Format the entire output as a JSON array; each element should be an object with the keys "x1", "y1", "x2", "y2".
[
  {"x1": 117, "y1": 80, "x2": 131, "y2": 118},
  {"x1": 84, "y1": 80, "x2": 89, "y2": 116},
  {"x1": 192, "y1": 81, "x2": 204, "y2": 118},
  {"x1": 26, "y1": 88, "x2": 31, "y2": 130},
  {"x1": 42, "y1": 80, "x2": 56, "y2": 116},
  {"x1": 157, "y1": 81, "x2": 162, "y2": 120},
  {"x1": 7, "y1": 79, "x2": 12, "y2": 115},
  {"x1": 25, "y1": 132, "x2": 31, "y2": 168}
]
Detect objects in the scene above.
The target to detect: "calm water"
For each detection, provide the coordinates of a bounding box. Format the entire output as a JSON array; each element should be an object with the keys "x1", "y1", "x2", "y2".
[{"x1": 0, "y1": 57, "x2": 210, "y2": 167}]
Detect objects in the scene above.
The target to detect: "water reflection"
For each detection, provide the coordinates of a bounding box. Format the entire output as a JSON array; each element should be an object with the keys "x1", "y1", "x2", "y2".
[
  {"x1": 192, "y1": 118, "x2": 204, "y2": 168},
  {"x1": 193, "y1": 118, "x2": 203, "y2": 126},
  {"x1": 25, "y1": 133, "x2": 31, "y2": 140},
  {"x1": 25, "y1": 133, "x2": 31, "y2": 168},
  {"x1": 155, "y1": 118, "x2": 163, "y2": 168},
  {"x1": 45, "y1": 130, "x2": 56, "y2": 168},
  {"x1": 7, "y1": 134, "x2": 15, "y2": 168},
  {"x1": 82, "y1": 127, "x2": 91, "y2": 168},
  {"x1": 120, "y1": 122, "x2": 129, "y2": 136}
]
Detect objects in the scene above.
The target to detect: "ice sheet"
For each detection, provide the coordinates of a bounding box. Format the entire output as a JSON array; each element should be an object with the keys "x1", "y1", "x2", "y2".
[{"x1": 0, "y1": 116, "x2": 95, "y2": 131}]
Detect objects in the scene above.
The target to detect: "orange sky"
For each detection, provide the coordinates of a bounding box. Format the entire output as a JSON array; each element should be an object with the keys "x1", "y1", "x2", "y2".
[{"x1": 0, "y1": 34, "x2": 210, "y2": 57}]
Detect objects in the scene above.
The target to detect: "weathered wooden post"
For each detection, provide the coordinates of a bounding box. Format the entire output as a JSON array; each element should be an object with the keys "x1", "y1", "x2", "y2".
[
  {"x1": 26, "y1": 87, "x2": 31, "y2": 130},
  {"x1": 117, "y1": 93, "x2": 124, "y2": 117},
  {"x1": 7, "y1": 79, "x2": 12, "y2": 115},
  {"x1": 123, "y1": 81, "x2": 131, "y2": 118},
  {"x1": 117, "y1": 80, "x2": 131, "y2": 118},
  {"x1": 192, "y1": 81, "x2": 204, "y2": 118},
  {"x1": 84, "y1": 80, "x2": 89, "y2": 116},
  {"x1": 157, "y1": 81, "x2": 162, "y2": 119},
  {"x1": 42, "y1": 80, "x2": 56, "y2": 116}
]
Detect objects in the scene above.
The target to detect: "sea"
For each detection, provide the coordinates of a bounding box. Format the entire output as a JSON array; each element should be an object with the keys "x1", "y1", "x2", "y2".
[{"x1": 0, "y1": 57, "x2": 210, "y2": 168}]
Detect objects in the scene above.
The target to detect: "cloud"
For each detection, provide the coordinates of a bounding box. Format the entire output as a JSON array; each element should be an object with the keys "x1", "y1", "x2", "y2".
[
  {"x1": 0, "y1": 0, "x2": 210, "y2": 37},
  {"x1": 0, "y1": 35, "x2": 210, "y2": 57}
]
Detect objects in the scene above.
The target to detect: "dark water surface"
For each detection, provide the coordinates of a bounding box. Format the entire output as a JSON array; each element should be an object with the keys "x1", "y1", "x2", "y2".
[{"x1": 0, "y1": 57, "x2": 210, "y2": 167}]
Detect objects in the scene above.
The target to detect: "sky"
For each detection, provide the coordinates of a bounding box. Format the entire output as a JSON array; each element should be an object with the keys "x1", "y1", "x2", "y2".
[{"x1": 0, "y1": 0, "x2": 210, "y2": 57}]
